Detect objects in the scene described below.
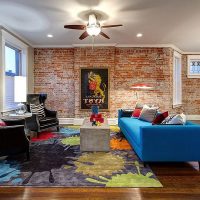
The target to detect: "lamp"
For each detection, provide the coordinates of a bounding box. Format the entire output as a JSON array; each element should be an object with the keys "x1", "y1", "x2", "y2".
[
  {"x1": 14, "y1": 76, "x2": 27, "y2": 114},
  {"x1": 131, "y1": 83, "x2": 154, "y2": 100},
  {"x1": 86, "y1": 14, "x2": 101, "y2": 36}
]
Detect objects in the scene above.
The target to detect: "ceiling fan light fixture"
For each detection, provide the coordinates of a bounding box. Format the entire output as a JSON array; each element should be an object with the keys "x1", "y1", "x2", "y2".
[
  {"x1": 86, "y1": 23, "x2": 101, "y2": 36},
  {"x1": 88, "y1": 14, "x2": 97, "y2": 25}
]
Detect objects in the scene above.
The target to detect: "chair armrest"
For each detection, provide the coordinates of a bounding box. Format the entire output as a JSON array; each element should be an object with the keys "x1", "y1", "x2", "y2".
[
  {"x1": 2, "y1": 118, "x2": 25, "y2": 126},
  {"x1": 44, "y1": 108, "x2": 57, "y2": 118},
  {"x1": 0, "y1": 125, "x2": 29, "y2": 148},
  {"x1": 25, "y1": 114, "x2": 40, "y2": 132}
]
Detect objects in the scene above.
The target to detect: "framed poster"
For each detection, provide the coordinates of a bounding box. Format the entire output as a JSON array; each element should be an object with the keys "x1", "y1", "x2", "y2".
[{"x1": 80, "y1": 68, "x2": 109, "y2": 110}]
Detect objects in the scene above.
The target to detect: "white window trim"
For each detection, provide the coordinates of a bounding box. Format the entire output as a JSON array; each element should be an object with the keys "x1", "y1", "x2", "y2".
[
  {"x1": 173, "y1": 51, "x2": 182, "y2": 107},
  {"x1": 1, "y1": 30, "x2": 28, "y2": 111},
  {"x1": 187, "y1": 55, "x2": 200, "y2": 78}
]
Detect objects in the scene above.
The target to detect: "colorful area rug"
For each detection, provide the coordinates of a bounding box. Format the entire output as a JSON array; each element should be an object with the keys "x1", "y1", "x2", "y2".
[{"x1": 0, "y1": 126, "x2": 162, "y2": 187}]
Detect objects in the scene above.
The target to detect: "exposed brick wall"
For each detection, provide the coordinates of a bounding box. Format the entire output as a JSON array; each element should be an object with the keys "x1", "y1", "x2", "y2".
[
  {"x1": 34, "y1": 47, "x2": 199, "y2": 118},
  {"x1": 73, "y1": 47, "x2": 115, "y2": 118},
  {"x1": 34, "y1": 48, "x2": 75, "y2": 117},
  {"x1": 114, "y1": 47, "x2": 175, "y2": 115}
]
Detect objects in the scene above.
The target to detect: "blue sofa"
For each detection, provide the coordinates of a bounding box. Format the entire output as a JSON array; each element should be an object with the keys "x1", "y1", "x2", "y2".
[{"x1": 118, "y1": 109, "x2": 200, "y2": 162}]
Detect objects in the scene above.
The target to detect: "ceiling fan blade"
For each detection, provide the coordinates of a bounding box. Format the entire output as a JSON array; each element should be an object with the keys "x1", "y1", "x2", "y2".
[
  {"x1": 64, "y1": 25, "x2": 85, "y2": 30},
  {"x1": 101, "y1": 24, "x2": 123, "y2": 28},
  {"x1": 79, "y1": 31, "x2": 89, "y2": 40},
  {"x1": 100, "y1": 32, "x2": 110, "y2": 39}
]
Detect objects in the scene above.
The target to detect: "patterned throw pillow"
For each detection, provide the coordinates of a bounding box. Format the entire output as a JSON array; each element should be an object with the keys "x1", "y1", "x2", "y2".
[
  {"x1": 161, "y1": 113, "x2": 186, "y2": 125},
  {"x1": 30, "y1": 104, "x2": 46, "y2": 119},
  {"x1": 152, "y1": 111, "x2": 169, "y2": 125},
  {"x1": 138, "y1": 105, "x2": 158, "y2": 122},
  {"x1": 161, "y1": 115, "x2": 175, "y2": 124}
]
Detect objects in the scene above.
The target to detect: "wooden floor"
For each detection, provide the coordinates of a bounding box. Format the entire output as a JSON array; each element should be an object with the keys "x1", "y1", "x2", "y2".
[{"x1": 1, "y1": 121, "x2": 200, "y2": 200}]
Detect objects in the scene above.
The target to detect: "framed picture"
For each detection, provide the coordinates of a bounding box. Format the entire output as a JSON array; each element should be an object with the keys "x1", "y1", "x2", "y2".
[{"x1": 80, "y1": 68, "x2": 109, "y2": 110}]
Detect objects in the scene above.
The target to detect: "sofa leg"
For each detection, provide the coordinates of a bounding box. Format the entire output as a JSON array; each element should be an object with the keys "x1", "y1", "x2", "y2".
[{"x1": 143, "y1": 162, "x2": 147, "y2": 168}]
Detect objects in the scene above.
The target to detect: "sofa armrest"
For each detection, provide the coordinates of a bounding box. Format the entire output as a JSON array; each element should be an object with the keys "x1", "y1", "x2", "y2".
[
  {"x1": 118, "y1": 109, "x2": 133, "y2": 118},
  {"x1": 118, "y1": 109, "x2": 133, "y2": 124},
  {"x1": 44, "y1": 108, "x2": 57, "y2": 118}
]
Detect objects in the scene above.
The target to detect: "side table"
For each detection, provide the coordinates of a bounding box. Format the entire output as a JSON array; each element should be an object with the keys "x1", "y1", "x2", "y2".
[{"x1": 1, "y1": 113, "x2": 34, "y2": 139}]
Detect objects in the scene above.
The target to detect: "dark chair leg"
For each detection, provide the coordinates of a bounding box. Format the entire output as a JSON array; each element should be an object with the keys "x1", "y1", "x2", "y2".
[
  {"x1": 57, "y1": 126, "x2": 60, "y2": 132},
  {"x1": 198, "y1": 162, "x2": 200, "y2": 171}
]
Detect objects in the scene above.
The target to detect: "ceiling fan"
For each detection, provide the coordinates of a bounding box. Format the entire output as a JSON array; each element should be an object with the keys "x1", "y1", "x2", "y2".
[{"x1": 64, "y1": 14, "x2": 122, "y2": 40}]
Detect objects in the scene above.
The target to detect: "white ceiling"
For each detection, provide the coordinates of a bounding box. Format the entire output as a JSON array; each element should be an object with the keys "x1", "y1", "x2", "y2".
[{"x1": 1, "y1": 0, "x2": 200, "y2": 52}]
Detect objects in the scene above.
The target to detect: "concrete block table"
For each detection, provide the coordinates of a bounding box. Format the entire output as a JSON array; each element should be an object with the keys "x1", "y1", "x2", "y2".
[{"x1": 80, "y1": 119, "x2": 110, "y2": 152}]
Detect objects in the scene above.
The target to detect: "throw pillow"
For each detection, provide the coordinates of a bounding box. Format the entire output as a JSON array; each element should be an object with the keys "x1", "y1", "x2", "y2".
[
  {"x1": 161, "y1": 113, "x2": 186, "y2": 125},
  {"x1": 0, "y1": 119, "x2": 6, "y2": 127},
  {"x1": 30, "y1": 103, "x2": 46, "y2": 119},
  {"x1": 138, "y1": 105, "x2": 158, "y2": 122},
  {"x1": 180, "y1": 113, "x2": 187, "y2": 124},
  {"x1": 168, "y1": 114, "x2": 186, "y2": 125},
  {"x1": 161, "y1": 115, "x2": 175, "y2": 124},
  {"x1": 132, "y1": 108, "x2": 142, "y2": 118},
  {"x1": 152, "y1": 111, "x2": 169, "y2": 125}
]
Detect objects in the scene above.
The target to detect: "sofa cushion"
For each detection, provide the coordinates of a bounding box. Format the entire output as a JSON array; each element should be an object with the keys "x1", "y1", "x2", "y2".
[
  {"x1": 119, "y1": 117, "x2": 151, "y2": 146},
  {"x1": 139, "y1": 105, "x2": 158, "y2": 122}
]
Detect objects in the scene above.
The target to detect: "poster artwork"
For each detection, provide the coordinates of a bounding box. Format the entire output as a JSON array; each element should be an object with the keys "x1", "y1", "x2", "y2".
[{"x1": 80, "y1": 68, "x2": 109, "y2": 110}]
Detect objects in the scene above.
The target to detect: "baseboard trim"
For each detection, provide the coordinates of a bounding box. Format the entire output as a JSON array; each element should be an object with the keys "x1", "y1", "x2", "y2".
[
  {"x1": 186, "y1": 115, "x2": 200, "y2": 120},
  {"x1": 58, "y1": 118, "x2": 74, "y2": 125},
  {"x1": 58, "y1": 118, "x2": 118, "y2": 125}
]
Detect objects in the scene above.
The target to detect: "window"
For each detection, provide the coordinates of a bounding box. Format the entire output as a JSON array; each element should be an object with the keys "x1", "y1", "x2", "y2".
[
  {"x1": 1, "y1": 30, "x2": 28, "y2": 112},
  {"x1": 5, "y1": 44, "x2": 21, "y2": 76},
  {"x1": 187, "y1": 55, "x2": 200, "y2": 78},
  {"x1": 173, "y1": 51, "x2": 182, "y2": 107},
  {"x1": 4, "y1": 44, "x2": 22, "y2": 110}
]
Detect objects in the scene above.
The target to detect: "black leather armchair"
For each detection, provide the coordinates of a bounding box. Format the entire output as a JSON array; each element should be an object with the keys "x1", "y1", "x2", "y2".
[
  {"x1": 26, "y1": 108, "x2": 59, "y2": 133},
  {"x1": 26, "y1": 94, "x2": 59, "y2": 134},
  {"x1": 0, "y1": 125, "x2": 30, "y2": 160}
]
